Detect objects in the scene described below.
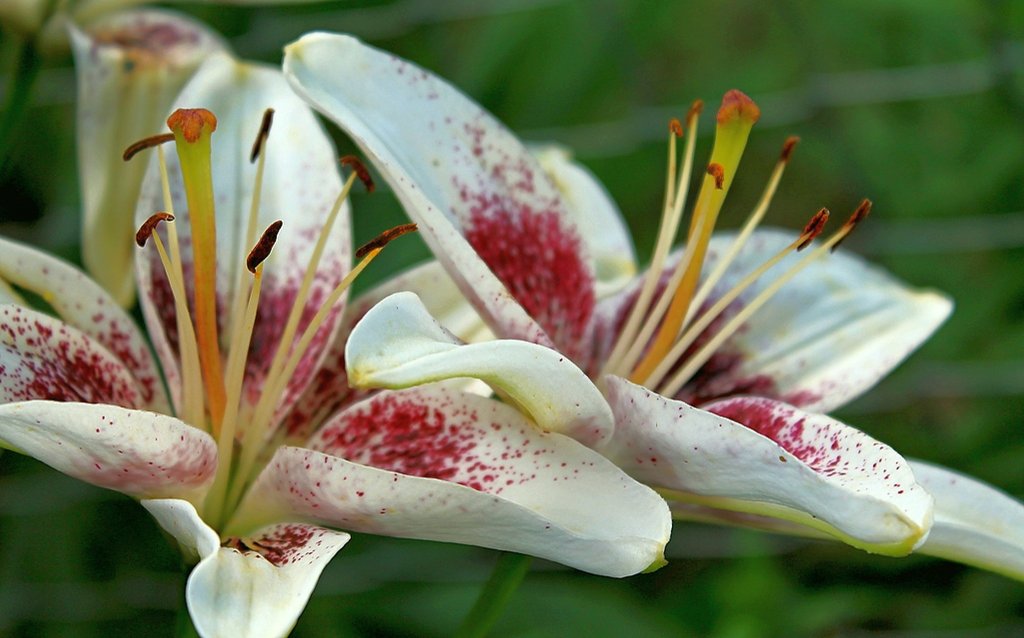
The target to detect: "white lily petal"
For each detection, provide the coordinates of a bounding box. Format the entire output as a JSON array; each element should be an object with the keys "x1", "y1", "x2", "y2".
[
  {"x1": 909, "y1": 460, "x2": 1024, "y2": 582},
  {"x1": 346, "y1": 292, "x2": 613, "y2": 446},
  {"x1": 686, "y1": 229, "x2": 952, "y2": 411},
  {"x1": 285, "y1": 32, "x2": 599, "y2": 355},
  {"x1": 278, "y1": 260, "x2": 488, "y2": 442},
  {"x1": 602, "y1": 376, "x2": 933, "y2": 556},
  {"x1": 143, "y1": 498, "x2": 349, "y2": 638},
  {"x1": 0, "y1": 236, "x2": 168, "y2": 410},
  {"x1": 135, "y1": 53, "x2": 347, "y2": 418},
  {"x1": 532, "y1": 144, "x2": 637, "y2": 298},
  {"x1": 1, "y1": 304, "x2": 145, "y2": 407},
  {"x1": 0, "y1": 401, "x2": 216, "y2": 502},
  {"x1": 232, "y1": 386, "x2": 670, "y2": 577},
  {"x1": 189, "y1": 524, "x2": 349, "y2": 638},
  {"x1": 71, "y1": 9, "x2": 226, "y2": 306},
  {"x1": 142, "y1": 498, "x2": 221, "y2": 563}
]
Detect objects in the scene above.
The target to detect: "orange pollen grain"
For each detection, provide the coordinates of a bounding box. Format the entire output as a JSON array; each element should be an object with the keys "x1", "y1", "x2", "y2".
[
  {"x1": 796, "y1": 208, "x2": 830, "y2": 250},
  {"x1": 167, "y1": 108, "x2": 218, "y2": 142},
  {"x1": 716, "y1": 89, "x2": 761, "y2": 125},
  {"x1": 685, "y1": 99, "x2": 704, "y2": 127},
  {"x1": 669, "y1": 118, "x2": 684, "y2": 137},
  {"x1": 780, "y1": 136, "x2": 800, "y2": 163}
]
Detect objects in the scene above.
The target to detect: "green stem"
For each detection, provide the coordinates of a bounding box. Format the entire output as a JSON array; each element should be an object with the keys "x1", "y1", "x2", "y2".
[
  {"x1": 0, "y1": 36, "x2": 42, "y2": 178},
  {"x1": 454, "y1": 552, "x2": 532, "y2": 638}
]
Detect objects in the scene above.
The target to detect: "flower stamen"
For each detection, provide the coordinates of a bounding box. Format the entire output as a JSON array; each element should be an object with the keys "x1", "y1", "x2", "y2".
[{"x1": 657, "y1": 200, "x2": 870, "y2": 397}]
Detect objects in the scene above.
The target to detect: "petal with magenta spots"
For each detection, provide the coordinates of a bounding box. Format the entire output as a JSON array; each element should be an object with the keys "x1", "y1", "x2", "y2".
[
  {"x1": 285, "y1": 32, "x2": 598, "y2": 354},
  {"x1": 0, "y1": 401, "x2": 216, "y2": 503},
  {"x1": 231, "y1": 386, "x2": 670, "y2": 578},
  {"x1": 345, "y1": 292, "x2": 613, "y2": 445},
  {"x1": 1, "y1": 305, "x2": 145, "y2": 407},
  {"x1": 0, "y1": 236, "x2": 168, "y2": 410},
  {"x1": 602, "y1": 376, "x2": 933, "y2": 556}
]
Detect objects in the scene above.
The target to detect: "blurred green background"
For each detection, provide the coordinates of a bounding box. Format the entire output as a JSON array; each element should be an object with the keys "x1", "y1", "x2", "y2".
[{"x1": 2, "y1": 0, "x2": 1023, "y2": 636}]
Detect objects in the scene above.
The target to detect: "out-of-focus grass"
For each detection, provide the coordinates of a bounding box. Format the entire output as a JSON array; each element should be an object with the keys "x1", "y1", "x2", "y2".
[{"x1": 1, "y1": 1, "x2": 1022, "y2": 636}]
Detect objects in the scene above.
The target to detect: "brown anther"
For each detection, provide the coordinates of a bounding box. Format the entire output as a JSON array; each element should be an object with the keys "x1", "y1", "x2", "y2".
[
  {"x1": 780, "y1": 136, "x2": 800, "y2": 163},
  {"x1": 685, "y1": 99, "x2": 704, "y2": 127},
  {"x1": 355, "y1": 223, "x2": 418, "y2": 259},
  {"x1": 796, "y1": 208, "x2": 830, "y2": 250},
  {"x1": 167, "y1": 108, "x2": 217, "y2": 143},
  {"x1": 136, "y1": 212, "x2": 175, "y2": 247},
  {"x1": 123, "y1": 133, "x2": 176, "y2": 162},
  {"x1": 716, "y1": 89, "x2": 761, "y2": 125},
  {"x1": 669, "y1": 118, "x2": 684, "y2": 137},
  {"x1": 340, "y1": 155, "x2": 375, "y2": 192},
  {"x1": 246, "y1": 220, "x2": 283, "y2": 273},
  {"x1": 707, "y1": 163, "x2": 725, "y2": 189},
  {"x1": 832, "y1": 199, "x2": 872, "y2": 252},
  {"x1": 249, "y1": 108, "x2": 275, "y2": 163}
]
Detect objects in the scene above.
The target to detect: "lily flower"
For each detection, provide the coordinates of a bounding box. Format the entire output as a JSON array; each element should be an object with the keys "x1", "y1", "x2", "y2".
[
  {"x1": 0, "y1": 52, "x2": 671, "y2": 637},
  {"x1": 283, "y1": 32, "x2": 1024, "y2": 579}
]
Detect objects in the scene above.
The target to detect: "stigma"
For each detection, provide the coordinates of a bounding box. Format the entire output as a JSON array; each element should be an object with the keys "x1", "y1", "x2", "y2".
[{"x1": 602, "y1": 90, "x2": 870, "y2": 400}]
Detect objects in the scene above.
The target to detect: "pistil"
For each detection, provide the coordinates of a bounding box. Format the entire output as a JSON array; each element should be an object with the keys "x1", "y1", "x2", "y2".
[{"x1": 167, "y1": 108, "x2": 227, "y2": 429}]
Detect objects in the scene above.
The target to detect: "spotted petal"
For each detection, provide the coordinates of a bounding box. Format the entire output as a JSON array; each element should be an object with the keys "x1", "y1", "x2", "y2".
[
  {"x1": 680, "y1": 229, "x2": 952, "y2": 411},
  {"x1": 230, "y1": 386, "x2": 670, "y2": 578},
  {"x1": 0, "y1": 236, "x2": 168, "y2": 410},
  {"x1": 602, "y1": 377, "x2": 933, "y2": 555},
  {"x1": 909, "y1": 460, "x2": 1024, "y2": 581},
  {"x1": 532, "y1": 145, "x2": 637, "y2": 298},
  {"x1": 1, "y1": 305, "x2": 145, "y2": 407},
  {"x1": 0, "y1": 401, "x2": 216, "y2": 503},
  {"x1": 135, "y1": 52, "x2": 347, "y2": 419},
  {"x1": 346, "y1": 292, "x2": 613, "y2": 446},
  {"x1": 143, "y1": 499, "x2": 349, "y2": 638},
  {"x1": 285, "y1": 32, "x2": 599, "y2": 357},
  {"x1": 71, "y1": 9, "x2": 226, "y2": 306}
]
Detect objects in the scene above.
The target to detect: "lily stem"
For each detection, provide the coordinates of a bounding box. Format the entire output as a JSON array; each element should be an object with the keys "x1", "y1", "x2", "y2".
[
  {"x1": 0, "y1": 36, "x2": 42, "y2": 179},
  {"x1": 454, "y1": 552, "x2": 532, "y2": 638}
]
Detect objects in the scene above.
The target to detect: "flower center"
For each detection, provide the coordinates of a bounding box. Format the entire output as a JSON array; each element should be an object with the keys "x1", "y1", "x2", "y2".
[
  {"x1": 128, "y1": 108, "x2": 415, "y2": 525},
  {"x1": 601, "y1": 91, "x2": 869, "y2": 399}
]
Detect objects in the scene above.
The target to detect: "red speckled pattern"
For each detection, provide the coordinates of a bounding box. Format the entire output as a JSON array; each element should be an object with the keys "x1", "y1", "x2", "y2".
[
  {"x1": 708, "y1": 397, "x2": 903, "y2": 485},
  {"x1": 224, "y1": 523, "x2": 340, "y2": 567},
  {"x1": 1, "y1": 306, "x2": 142, "y2": 407},
  {"x1": 0, "y1": 402, "x2": 216, "y2": 497}
]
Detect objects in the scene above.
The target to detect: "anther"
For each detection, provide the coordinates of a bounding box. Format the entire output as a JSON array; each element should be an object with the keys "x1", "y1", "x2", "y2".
[
  {"x1": 355, "y1": 223, "x2": 418, "y2": 259},
  {"x1": 669, "y1": 118, "x2": 684, "y2": 137},
  {"x1": 685, "y1": 99, "x2": 704, "y2": 127},
  {"x1": 246, "y1": 220, "x2": 283, "y2": 273},
  {"x1": 136, "y1": 212, "x2": 175, "y2": 247},
  {"x1": 249, "y1": 108, "x2": 275, "y2": 163},
  {"x1": 832, "y1": 199, "x2": 872, "y2": 252},
  {"x1": 796, "y1": 208, "x2": 830, "y2": 250},
  {"x1": 123, "y1": 133, "x2": 175, "y2": 161},
  {"x1": 780, "y1": 136, "x2": 800, "y2": 163},
  {"x1": 167, "y1": 108, "x2": 218, "y2": 143},
  {"x1": 707, "y1": 163, "x2": 725, "y2": 189},
  {"x1": 341, "y1": 155, "x2": 375, "y2": 192}
]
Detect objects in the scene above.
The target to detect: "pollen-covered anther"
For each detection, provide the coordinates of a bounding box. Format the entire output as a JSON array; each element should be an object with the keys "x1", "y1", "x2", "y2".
[
  {"x1": 717, "y1": 89, "x2": 761, "y2": 124},
  {"x1": 123, "y1": 133, "x2": 176, "y2": 162},
  {"x1": 135, "y1": 212, "x2": 175, "y2": 247},
  {"x1": 832, "y1": 199, "x2": 872, "y2": 252},
  {"x1": 685, "y1": 99, "x2": 704, "y2": 127},
  {"x1": 249, "y1": 108, "x2": 275, "y2": 163},
  {"x1": 167, "y1": 108, "x2": 218, "y2": 143},
  {"x1": 246, "y1": 220, "x2": 284, "y2": 273},
  {"x1": 669, "y1": 118, "x2": 684, "y2": 137},
  {"x1": 340, "y1": 155, "x2": 375, "y2": 192},
  {"x1": 707, "y1": 163, "x2": 725, "y2": 189},
  {"x1": 780, "y1": 136, "x2": 800, "y2": 163},
  {"x1": 796, "y1": 208, "x2": 830, "y2": 251},
  {"x1": 355, "y1": 223, "x2": 418, "y2": 259}
]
